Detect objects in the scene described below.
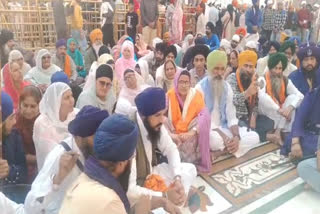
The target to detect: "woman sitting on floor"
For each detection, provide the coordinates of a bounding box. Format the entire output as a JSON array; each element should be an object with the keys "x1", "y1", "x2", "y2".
[
  {"x1": 33, "y1": 82, "x2": 78, "y2": 170},
  {"x1": 3, "y1": 61, "x2": 30, "y2": 110},
  {"x1": 77, "y1": 64, "x2": 116, "y2": 114},
  {"x1": 115, "y1": 68, "x2": 149, "y2": 116},
  {"x1": 166, "y1": 70, "x2": 211, "y2": 173},
  {"x1": 15, "y1": 86, "x2": 42, "y2": 183},
  {"x1": 156, "y1": 59, "x2": 177, "y2": 93}
]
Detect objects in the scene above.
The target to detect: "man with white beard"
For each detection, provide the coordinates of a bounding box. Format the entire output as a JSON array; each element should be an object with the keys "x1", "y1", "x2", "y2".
[
  {"x1": 196, "y1": 50, "x2": 260, "y2": 158},
  {"x1": 258, "y1": 53, "x2": 304, "y2": 146}
]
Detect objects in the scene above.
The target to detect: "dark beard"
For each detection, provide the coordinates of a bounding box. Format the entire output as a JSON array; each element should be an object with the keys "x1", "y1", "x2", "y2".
[
  {"x1": 143, "y1": 118, "x2": 161, "y2": 146},
  {"x1": 117, "y1": 160, "x2": 132, "y2": 193},
  {"x1": 302, "y1": 68, "x2": 316, "y2": 80},
  {"x1": 240, "y1": 72, "x2": 251, "y2": 90}
]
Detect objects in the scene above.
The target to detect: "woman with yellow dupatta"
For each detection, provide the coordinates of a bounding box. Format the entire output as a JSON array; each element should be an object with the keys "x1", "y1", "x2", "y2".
[{"x1": 166, "y1": 70, "x2": 211, "y2": 173}]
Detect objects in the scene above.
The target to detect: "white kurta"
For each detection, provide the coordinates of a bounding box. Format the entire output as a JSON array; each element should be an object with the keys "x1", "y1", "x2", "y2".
[
  {"x1": 0, "y1": 192, "x2": 24, "y2": 214},
  {"x1": 24, "y1": 137, "x2": 84, "y2": 214},
  {"x1": 196, "y1": 13, "x2": 207, "y2": 35},
  {"x1": 258, "y1": 77, "x2": 304, "y2": 132},
  {"x1": 256, "y1": 55, "x2": 269, "y2": 77},
  {"x1": 127, "y1": 113, "x2": 197, "y2": 205},
  {"x1": 196, "y1": 82, "x2": 260, "y2": 158}
]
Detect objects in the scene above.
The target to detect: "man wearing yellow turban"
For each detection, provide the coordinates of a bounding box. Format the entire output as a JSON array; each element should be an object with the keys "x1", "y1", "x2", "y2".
[
  {"x1": 196, "y1": 50, "x2": 259, "y2": 158},
  {"x1": 227, "y1": 50, "x2": 274, "y2": 144}
]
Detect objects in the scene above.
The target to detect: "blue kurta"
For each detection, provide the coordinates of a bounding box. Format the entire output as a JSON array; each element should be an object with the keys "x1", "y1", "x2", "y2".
[
  {"x1": 204, "y1": 34, "x2": 220, "y2": 52},
  {"x1": 288, "y1": 68, "x2": 320, "y2": 95},
  {"x1": 281, "y1": 87, "x2": 320, "y2": 157}
]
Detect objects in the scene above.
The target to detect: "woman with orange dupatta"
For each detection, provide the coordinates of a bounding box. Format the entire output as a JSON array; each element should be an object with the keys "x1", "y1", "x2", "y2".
[
  {"x1": 166, "y1": 70, "x2": 211, "y2": 173},
  {"x1": 3, "y1": 61, "x2": 30, "y2": 111}
]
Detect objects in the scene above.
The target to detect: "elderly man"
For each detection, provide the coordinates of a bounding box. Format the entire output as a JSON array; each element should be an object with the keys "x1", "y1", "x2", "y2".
[
  {"x1": 0, "y1": 29, "x2": 34, "y2": 68},
  {"x1": 189, "y1": 44, "x2": 210, "y2": 87},
  {"x1": 139, "y1": 42, "x2": 167, "y2": 80},
  {"x1": 227, "y1": 50, "x2": 274, "y2": 143},
  {"x1": 259, "y1": 53, "x2": 304, "y2": 146},
  {"x1": 128, "y1": 87, "x2": 197, "y2": 208},
  {"x1": 196, "y1": 50, "x2": 260, "y2": 158},
  {"x1": 282, "y1": 86, "x2": 320, "y2": 160},
  {"x1": 230, "y1": 34, "x2": 242, "y2": 53},
  {"x1": 278, "y1": 41, "x2": 298, "y2": 77},
  {"x1": 10, "y1": 106, "x2": 108, "y2": 214},
  {"x1": 84, "y1": 29, "x2": 104, "y2": 73},
  {"x1": 289, "y1": 42, "x2": 320, "y2": 95},
  {"x1": 52, "y1": 39, "x2": 78, "y2": 82}
]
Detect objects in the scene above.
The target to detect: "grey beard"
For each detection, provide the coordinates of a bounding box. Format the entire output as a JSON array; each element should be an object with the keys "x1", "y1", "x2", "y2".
[
  {"x1": 271, "y1": 76, "x2": 282, "y2": 101},
  {"x1": 210, "y1": 77, "x2": 224, "y2": 101}
]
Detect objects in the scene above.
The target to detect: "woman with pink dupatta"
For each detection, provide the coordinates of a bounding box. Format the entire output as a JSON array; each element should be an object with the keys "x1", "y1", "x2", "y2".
[
  {"x1": 171, "y1": 0, "x2": 183, "y2": 44},
  {"x1": 3, "y1": 61, "x2": 30, "y2": 110},
  {"x1": 165, "y1": 70, "x2": 211, "y2": 173},
  {"x1": 115, "y1": 40, "x2": 136, "y2": 81}
]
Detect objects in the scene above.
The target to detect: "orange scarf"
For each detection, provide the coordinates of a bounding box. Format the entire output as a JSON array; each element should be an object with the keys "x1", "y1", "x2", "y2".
[
  {"x1": 265, "y1": 71, "x2": 286, "y2": 107},
  {"x1": 64, "y1": 55, "x2": 72, "y2": 78},
  {"x1": 167, "y1": 88, "x2": 205, "y2": 134},
  {"x1": 236, "y1": 69, "x2": 256, "y2": 106}
]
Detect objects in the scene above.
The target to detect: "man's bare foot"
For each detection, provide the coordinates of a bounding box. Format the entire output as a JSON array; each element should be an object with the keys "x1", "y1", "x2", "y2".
[
  {"x1": 211, "y1": 150, "x2": 228, "y2": 162},
  {"x1": 267, "y1": 133, "x2": 283, "y2": 146}
]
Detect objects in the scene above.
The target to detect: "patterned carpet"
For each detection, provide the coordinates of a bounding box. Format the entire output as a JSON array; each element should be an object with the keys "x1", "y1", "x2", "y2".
[{"x1": 198, "y1": 142, "x2": 299, "y2": 213}]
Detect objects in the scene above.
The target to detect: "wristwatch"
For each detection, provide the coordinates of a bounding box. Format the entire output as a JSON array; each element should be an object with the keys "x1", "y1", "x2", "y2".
[{"x1": 234, "y1": 135, "x2": 241, "y2": 140}]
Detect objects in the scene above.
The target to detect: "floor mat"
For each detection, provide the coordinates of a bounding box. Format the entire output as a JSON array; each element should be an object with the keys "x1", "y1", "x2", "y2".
[{"x1": 199, "y1": 143, "x2": 298, "y2": 213}]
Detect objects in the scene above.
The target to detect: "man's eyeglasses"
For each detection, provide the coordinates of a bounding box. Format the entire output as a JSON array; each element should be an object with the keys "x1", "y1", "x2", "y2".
[{"x1": 98, "y1": 80, "x2": 112, "y2": 88}]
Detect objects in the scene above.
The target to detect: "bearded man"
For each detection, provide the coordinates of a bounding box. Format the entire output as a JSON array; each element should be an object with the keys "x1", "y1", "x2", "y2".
[
  {"x1": 52, "y1": 39, "x2": 78, "y2": 82},
  {"x1": 128, "y1": 87, "x2": 197, "y2": 209},
  {"x1": 258, "y1": 53, "x2": 304, "y2": 146},
  {"x1": 289, "y1": 42, "x2": 320, "y2": 95},
  {"x1": 227, "y1": 50, "x2": 274, "y2": 143},
  {"x1": 196, "y1": 50, "x2": 259, "y2": 158}
]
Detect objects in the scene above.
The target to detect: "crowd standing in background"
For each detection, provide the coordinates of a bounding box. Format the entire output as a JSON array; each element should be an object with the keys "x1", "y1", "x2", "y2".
[{"x1": 1, "y1": 0, "x2": 320, "y2": 213}]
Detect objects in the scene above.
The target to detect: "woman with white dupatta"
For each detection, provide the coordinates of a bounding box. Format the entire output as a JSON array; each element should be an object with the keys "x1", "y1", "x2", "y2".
[
  {"x1": 24, "y1": 49, "x2": 61, "y2": 92},
  {"x1": 76, "y1": 64, "x2": 116, "y2": 114},
  {"x1": 115, "y1": 68, "x2": 149, "y2": 116},
  {"x1": 33, "y1": 82, "x2": 78, "y2": 170}
]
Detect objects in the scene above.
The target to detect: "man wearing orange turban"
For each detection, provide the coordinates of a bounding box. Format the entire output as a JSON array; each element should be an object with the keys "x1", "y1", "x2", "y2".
[
  {"x1": 84, "y1": 29, "x2": 104, "y2": 73},
  {"x1": 226, "y1": 50, "x2": 274, "y2": 144}
]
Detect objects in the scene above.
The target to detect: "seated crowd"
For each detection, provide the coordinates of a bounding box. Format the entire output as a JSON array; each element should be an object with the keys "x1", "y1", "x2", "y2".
[{"x1": 0, "y1": 14, "x2": 320, "y2": 214}]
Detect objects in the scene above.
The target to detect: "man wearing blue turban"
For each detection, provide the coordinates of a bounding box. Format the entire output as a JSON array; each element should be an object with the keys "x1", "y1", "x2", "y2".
[
  {"x1": 23, "y1": 105, "x2": 109, "y2": 214},
  {"x1": 127, "y1": 87, "x2": 197, "y2": 209},
  {"x1": 289, "y1": 42, "x2": 320, "y2": 95},
  {"x1": 59, "y1": 114, "x2": 139, "y2": 214}
]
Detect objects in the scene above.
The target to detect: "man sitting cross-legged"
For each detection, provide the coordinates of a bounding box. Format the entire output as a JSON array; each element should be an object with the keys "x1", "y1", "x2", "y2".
[
  {"x1": 196, "y1": 50, "x2": 260, "y2": 158},
  {"x1": 258, "y1": 53, "x2": 304, "y2": 146}
]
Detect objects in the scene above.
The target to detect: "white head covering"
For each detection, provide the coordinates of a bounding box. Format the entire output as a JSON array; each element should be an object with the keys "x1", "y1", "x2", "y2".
[
  {"x1": 26, "y1": 49, "x2": 61, "y2": 85},
  {"x1": 245, "y1": 41, "x2": 258, "y2": 50},
  {"x1": 232, "y1": 35, "x2": 240, "y2": 43},
  {"x1": 119, "y1": 69, "x2": 149, "y2": 106},
  {"x1": 8, "y1": 49, "x2": 31, "y2": 76},
  {"x1": 77, "y1": 64, "x2": 116, "y2": 114},
  {"x1": 152, "y1": 37, "x2": 163, "y2": 49},
  {"x1": 39, "y1": 82, "x2": 72, "y2": 125},
  {"x1": 85, "y1": 53, "x2": 114, "y2": 90},
  {"x1": 182, "y1": 34, "x2": 194, "y2": 53},
  {"x1": 301, "y1": 1, "x2": 306, "y2": 5}
]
